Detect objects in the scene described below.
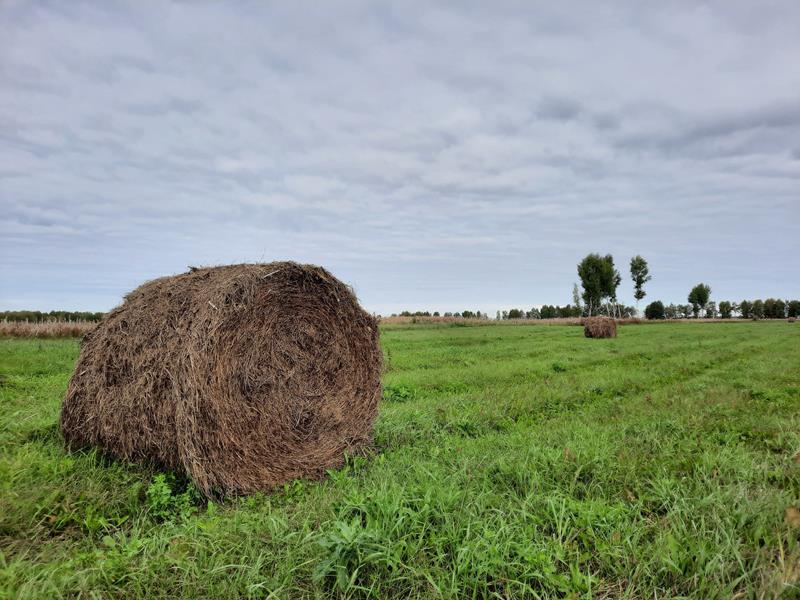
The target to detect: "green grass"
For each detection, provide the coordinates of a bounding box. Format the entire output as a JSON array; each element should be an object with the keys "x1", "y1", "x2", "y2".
[{"x1": 1, "y1": 322, "x2": 799, "y2": 598}]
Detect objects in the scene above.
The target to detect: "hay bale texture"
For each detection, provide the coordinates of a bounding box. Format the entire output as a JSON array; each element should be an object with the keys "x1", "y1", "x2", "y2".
[
  {"x1": 60, "y1": 262, "x2": 382, "y2": 496},
  {"x1": 583, "y1": 316, "x2": 617, "y2": 338}
]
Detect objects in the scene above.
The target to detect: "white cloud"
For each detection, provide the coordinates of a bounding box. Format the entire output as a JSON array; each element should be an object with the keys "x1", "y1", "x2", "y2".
[{"x1": 1, "y1": 1, "x2": 799, "y2": 312}]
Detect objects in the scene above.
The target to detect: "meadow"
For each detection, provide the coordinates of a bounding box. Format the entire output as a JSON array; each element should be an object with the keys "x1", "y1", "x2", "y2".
[{"x1": 1, "y1": 321, "x2": 798, "y2": 598}]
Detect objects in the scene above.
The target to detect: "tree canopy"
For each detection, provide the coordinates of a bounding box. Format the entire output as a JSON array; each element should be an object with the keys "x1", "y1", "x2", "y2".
[
  {"x1": 687, "y1": 283, "x2": 711, "y2": 318},
  {"x1": 629, "y1": 255, "x2": 651, "y2": 305},
  {"x1": 577, "y1": 253, "x2": 619, "y2": 316}
]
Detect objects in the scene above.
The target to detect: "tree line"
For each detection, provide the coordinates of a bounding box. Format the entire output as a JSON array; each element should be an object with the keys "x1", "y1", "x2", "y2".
[
  {"x1": 396, "y1": 253, "x2": 796, "y2": 321},
  {"x1": 576, "y1": 254, "x2": 798, "y2": 320},
  {"x1": 393, "y1": 310, "x2": 489, "y2": 319},
  {"x1": 0, "y1": 310, "x2": 106, "y2": 323},
  {"x1": 495, "y1": 304, "x2": 636, "y2": 320},
  {"x1": 645, "y1": 298, "x2": 800, "y2": 320}
]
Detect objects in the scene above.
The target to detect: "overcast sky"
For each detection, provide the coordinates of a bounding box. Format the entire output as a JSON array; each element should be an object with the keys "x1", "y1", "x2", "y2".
[{"x1": 1, "y1": 1, "x2": 798, "y2": 315}]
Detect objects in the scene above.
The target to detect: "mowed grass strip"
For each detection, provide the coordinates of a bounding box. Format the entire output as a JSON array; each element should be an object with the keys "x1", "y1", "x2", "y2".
[{"x1": 1, "y1": 322, "x2": 798, "y2": 599}]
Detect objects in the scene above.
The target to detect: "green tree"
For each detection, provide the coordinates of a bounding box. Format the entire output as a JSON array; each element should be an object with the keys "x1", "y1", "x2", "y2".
[
  {"x1": 739, "y1": 300, "x2": 752, "y2": 319},
  {"x1": 608, "y1": 267, "x2": 622, "y2": 317},
  {"x1": 577, "y1": 253, "x2": 619, "y2": 316},
  {"x1": 763, "y1": 298, "x2": 786, "y2": 319},
  {"x1": 572, "y1": 283, "x2": 582, "y2": 316},
  {"x1": 718, "y1": 301, "x2": 733, "y2": 319},
  {"x1": 788, "y1": 300, "x2": 800, "y2": 318},
  {"x1": 688, "y1": 283, "x2": 711, "y2": 318},
  {"x1": 751, "y1": 299, "x2": 764, "y2": 319},
  {"x1": 629, "y1": 255, "x2": 651, "y2": 311},
  {"x1": 577, "y1": 254, "x2": 604, "y2": 316},
  {"x1": 644, "y1": 300, "x2": 665, "y2": 320}
]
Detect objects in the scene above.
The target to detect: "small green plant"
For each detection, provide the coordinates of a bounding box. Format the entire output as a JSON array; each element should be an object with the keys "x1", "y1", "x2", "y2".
[
  {"x1": 382, "y1": 384, "x2": 416, "y2": 402},
  {"x1": 313, "y1": 518, "x2": 387, "y2": 592},
  {"x1": 145, "y1": 474, "x2": 198, "y2": 521}
]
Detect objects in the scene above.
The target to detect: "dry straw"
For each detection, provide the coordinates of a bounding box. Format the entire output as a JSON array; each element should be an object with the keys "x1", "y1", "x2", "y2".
[
  {"x1": 583, "y1": 316, "x2": 617, "y2": 338},
  {"x1": 60, "y1": 262, "x2": 382, "y2": 497},
  {"x1": 0, "y1": 320, "x2": 96, "y2": 338}
]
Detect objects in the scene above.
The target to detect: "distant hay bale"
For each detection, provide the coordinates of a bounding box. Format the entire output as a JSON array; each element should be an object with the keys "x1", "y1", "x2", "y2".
[
  {"x1": 583, "y1": 316, "x2": 617, "y2": 338},
  {"x1": 60, "y1": 262, "x2": 382, "y2": 497},
  {"x1": 790, "y1": 317, "x2": 797, "y2": 323}
]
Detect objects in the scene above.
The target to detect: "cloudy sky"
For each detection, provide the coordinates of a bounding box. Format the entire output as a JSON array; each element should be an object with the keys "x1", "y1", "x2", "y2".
[{"x1": 1, "y1": 1, "x2": 798, "y2": 315}]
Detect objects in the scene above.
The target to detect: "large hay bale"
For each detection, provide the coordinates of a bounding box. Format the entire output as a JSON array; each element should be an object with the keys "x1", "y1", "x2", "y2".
[
  {"x1": 60, "y1": 262, "x2": 382, "y2": 496},
  {"x1": 583, "y1": 316, "x2": 617, "y2": 338}
]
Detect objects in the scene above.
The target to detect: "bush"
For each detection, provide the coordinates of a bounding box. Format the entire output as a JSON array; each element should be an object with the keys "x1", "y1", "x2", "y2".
[{"x1": 644, "y1": 301, "x2": 665, "y2": 320}]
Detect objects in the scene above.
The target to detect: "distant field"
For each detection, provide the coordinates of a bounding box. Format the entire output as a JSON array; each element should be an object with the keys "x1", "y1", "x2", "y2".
[
  {"x1": 1, "y1": 322, "x2": 799, "y2": 598},
  {"x1": 0, "y1": 320, "x2": 96, "y2": 338}
]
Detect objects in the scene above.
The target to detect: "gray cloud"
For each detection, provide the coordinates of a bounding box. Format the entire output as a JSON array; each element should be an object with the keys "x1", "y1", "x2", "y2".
[{"x1": 1, "y1": 1, "x2": 798, "y2": 314}]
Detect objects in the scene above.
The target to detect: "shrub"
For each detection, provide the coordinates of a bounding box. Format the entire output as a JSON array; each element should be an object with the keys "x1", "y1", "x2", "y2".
[{"x1": 644, "y1": 301, "x2": 665, "y2": 320}]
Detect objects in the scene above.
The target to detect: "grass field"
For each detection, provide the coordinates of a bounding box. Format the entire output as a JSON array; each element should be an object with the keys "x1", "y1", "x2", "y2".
[{"x1": 1, "y1": 322, "x2": 799, "y2": 598}]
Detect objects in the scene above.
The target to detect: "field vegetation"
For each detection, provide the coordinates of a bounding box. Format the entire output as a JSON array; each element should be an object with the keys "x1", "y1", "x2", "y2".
[
  {"x1": 1, "y1": 321, "x2": 799, "y2": 598},
  {"x1": 0, "y1": 321, "x2": 97, "y2": 339}
]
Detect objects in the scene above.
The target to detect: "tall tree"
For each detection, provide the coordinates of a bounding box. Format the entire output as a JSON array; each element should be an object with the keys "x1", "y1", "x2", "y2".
[
  {"x1": 572, "y1": 283, "x2": 583, "y2": 316},
  {"x1": 739, "y1": 300, "x2": 752, "y2": 319},
  {"x1": 608, "y1": 266, "x2": 622, "y2": 317},
  {"x1": 577, "y1": 253, "x2": 619, "y2": 316},
  {"x1": 687, "y1": 283, "x2": 711, "y2": 318},
  {"x1": 752, "y1": 299, "x2": 764, "y2": 319},
  {"x1": 577, "y1": 254, "x2": 605, "y2": 316},
  {"x1": 629, "y1": 255, "x2": 651, "y2": 313}
]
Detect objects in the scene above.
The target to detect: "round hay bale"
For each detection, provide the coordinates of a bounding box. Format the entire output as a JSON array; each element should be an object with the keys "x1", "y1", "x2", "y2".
[
  {"x1": 583, "y1": 316, "x2": 617, "y2": 338},
  {"x1": 789, "y1": 317, "x2": 796, "y2": 323},
  {"x1": 60, "y1": 263, "x2": 382, "y2": 496}
]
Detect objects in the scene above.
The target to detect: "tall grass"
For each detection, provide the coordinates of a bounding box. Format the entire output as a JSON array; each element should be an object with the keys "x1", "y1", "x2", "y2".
[{"x1": 0, "y1": 320, "x2": 96, "y2": 338}]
